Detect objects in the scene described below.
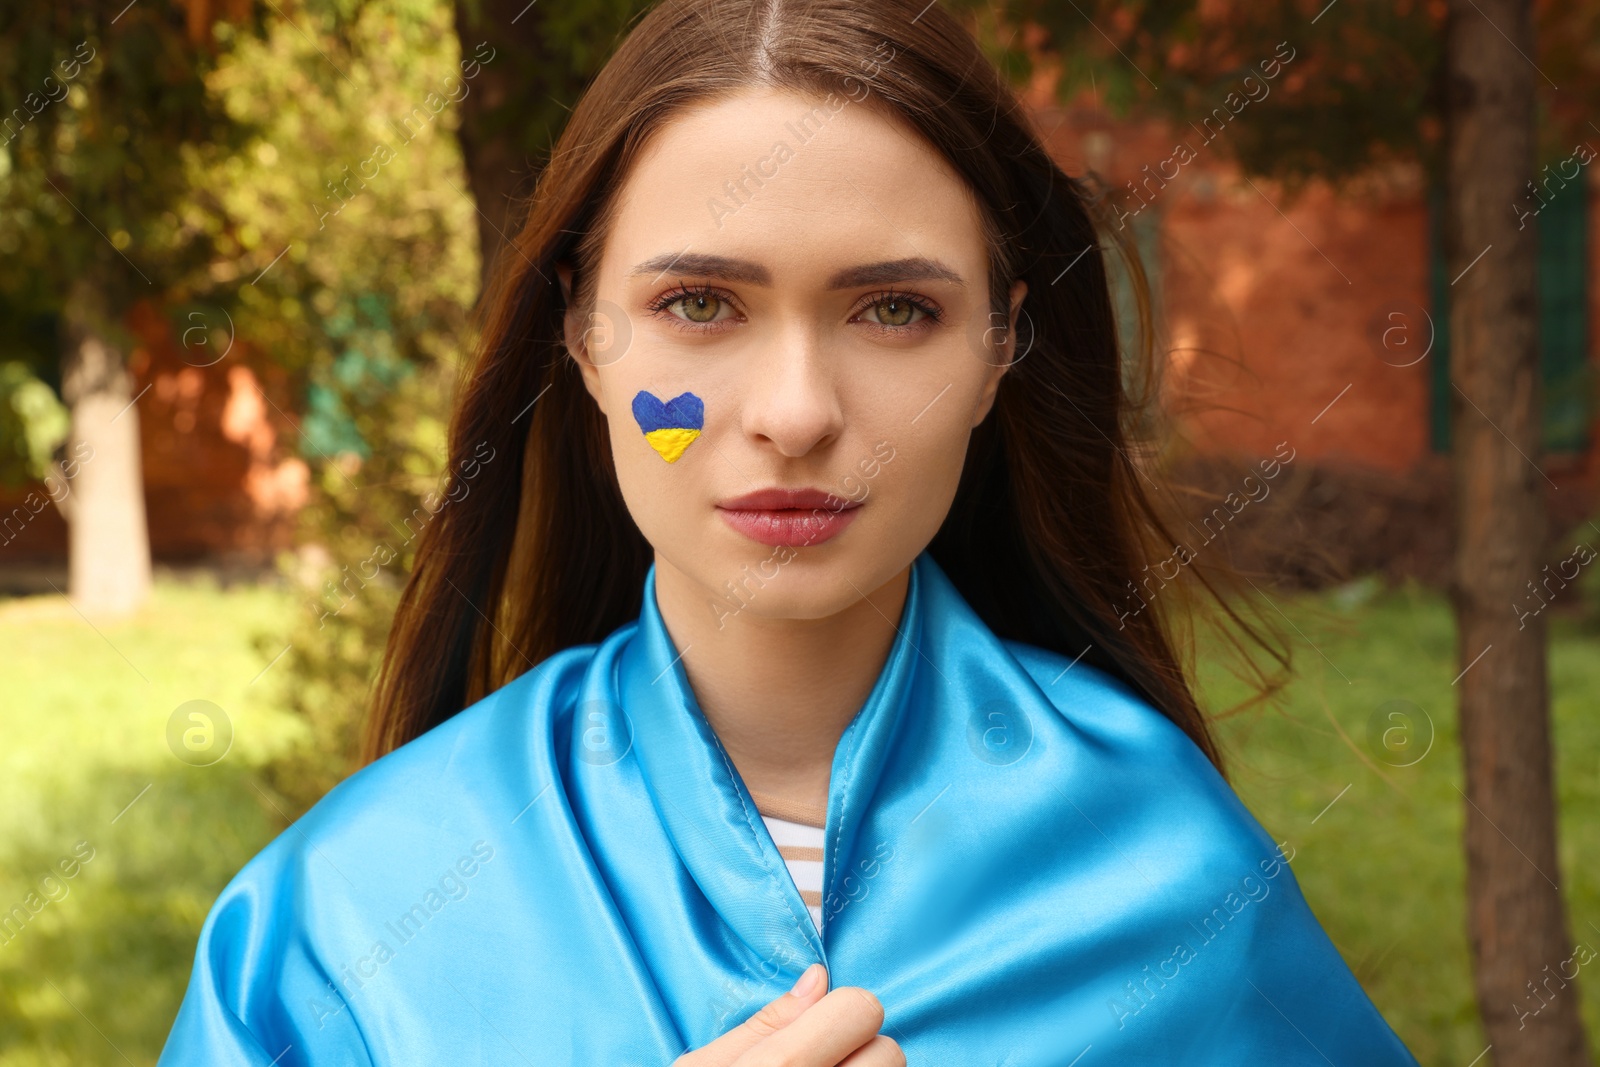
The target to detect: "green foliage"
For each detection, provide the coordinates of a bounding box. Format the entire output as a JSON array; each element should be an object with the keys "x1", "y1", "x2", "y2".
[
  {"x1": 952, "y1": 0, "x2": 1600, "y2": 187},
  {"x1": 174, "y1": 0, "x2": 479, "y2": 813},
  {"x1": 951, "y1": 0, "x2": 1442, "y2": 186},
  {"x1": 0, "y1": 361, "x2": 69, "y2": 484},
  {"x1": 0, "y1": 1, "x2": 247, "y2": 317}
]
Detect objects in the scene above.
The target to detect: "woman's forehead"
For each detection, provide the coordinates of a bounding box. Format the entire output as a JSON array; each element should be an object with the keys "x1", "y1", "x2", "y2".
[{"x1": 602, "y1": 85, "x2": 985, "y2": 281}]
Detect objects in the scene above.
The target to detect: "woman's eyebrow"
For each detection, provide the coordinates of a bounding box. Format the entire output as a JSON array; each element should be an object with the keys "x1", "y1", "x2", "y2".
[
  {"x1": 626, "y1": 252, "x2": 965, "y2": 288},
  {"x1": 629, "y1": 252, "x2": 769, "y2": 284},
  {"x1": 828, "y1": 257, "x2": 965, "y2": 289}
]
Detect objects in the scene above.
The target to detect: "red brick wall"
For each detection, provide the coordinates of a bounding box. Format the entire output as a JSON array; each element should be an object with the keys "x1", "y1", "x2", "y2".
[
  {"x1": 1027, "y1": 92, "x2": 1599, "y2": 515},
  {"x1": 0, "y1": 300, "x2": 307, "y2": 564}
]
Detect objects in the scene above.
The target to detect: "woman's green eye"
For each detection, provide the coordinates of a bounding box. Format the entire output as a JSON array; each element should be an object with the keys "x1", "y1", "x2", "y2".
[
  {"x1": 675, "y1": 293, "x2": 722, "y2": 322},
  {"x1": 871, "y1": 299, "x2": 918, "y2": 326}
]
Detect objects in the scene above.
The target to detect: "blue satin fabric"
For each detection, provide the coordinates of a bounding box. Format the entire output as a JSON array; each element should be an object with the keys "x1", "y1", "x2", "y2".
[{"x1": 159, "y1": 551, "x2": 1419, "y2": 1065}]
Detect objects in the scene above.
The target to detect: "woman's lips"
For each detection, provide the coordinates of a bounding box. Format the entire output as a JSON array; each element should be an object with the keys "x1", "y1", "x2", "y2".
[{"x1": 716, "y1": 487, "x2": 863, "y2": 547}]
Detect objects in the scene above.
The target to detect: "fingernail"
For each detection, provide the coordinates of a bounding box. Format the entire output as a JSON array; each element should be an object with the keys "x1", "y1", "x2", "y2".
[{"x1": 788, "y1": 962, "x2": 823, "y2": 997}]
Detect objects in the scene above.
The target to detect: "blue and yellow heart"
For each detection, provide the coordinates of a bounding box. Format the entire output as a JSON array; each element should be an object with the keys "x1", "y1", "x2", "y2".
[{"x1": 632, "y1": 390, "x2": 705, "y2": 463}]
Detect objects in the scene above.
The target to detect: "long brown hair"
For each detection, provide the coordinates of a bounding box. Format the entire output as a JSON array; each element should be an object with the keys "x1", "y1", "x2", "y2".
[{"x1": 364, "y1": 0, "x2": 1252, "y2": 772}]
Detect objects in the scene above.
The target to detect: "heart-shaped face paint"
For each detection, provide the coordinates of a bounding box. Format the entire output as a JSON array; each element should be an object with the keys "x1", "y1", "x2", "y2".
[{"x1": 631, "y1": 390, "x2": 705, "y2": 463}]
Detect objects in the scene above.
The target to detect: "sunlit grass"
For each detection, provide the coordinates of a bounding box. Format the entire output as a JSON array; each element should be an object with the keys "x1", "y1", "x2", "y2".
[{"x1": 0, "y1": 574, "x2": 306, "y2": 1067}]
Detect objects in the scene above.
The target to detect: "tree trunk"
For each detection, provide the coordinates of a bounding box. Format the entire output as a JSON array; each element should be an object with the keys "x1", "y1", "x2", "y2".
[
  {"x1": 1444, "y1": 1, "x2": 1590, "y2": 1064},
  {"x1": 453, "y1": 0, "x2": 649, "y2": 296},
  {"x1": 59, "y1": 276, "x2": 151, "y2": 616},
  {"x1": 452, "y1": 0, "x2": 554, "y2": 295}
]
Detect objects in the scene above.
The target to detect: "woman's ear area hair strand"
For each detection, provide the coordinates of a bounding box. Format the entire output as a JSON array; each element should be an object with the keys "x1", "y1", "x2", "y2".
[
  {"x1": 995, "y1": 276, "x2": 1030, "y2": 370},
  {"x1": 975, "y1": 277, "x2": 1029, "y2": 425},
  {"x1": 1008, "y1": 278, "x2": 1028, "y2": 344},
  {"x1": 556, "y1": 260, "x2": 575, "y2": 304},
  {"x1": 556, "y1": 260, "x2": 604, "y2": 401}
]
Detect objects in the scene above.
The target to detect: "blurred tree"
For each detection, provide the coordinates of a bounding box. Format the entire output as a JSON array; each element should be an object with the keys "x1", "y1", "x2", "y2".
[
  {"x1": 236, "y1": 0, "x2": 685, "y2": 809},
  {"x1": 953, "y1": 0, "x2": 1596, "y2": 1063},
  {"x1": 0, "y1": 0, "x2": 255, "y2": 613},
  {"x1": 1442, "y1": 4, "x2": 1590, "y2": 1065},
  {"x1": 177, "y1": 0, "x2": 481, "y2": 810},
  {"x1": 209, "y1": 0, "x2": 657, "y2": 811}
]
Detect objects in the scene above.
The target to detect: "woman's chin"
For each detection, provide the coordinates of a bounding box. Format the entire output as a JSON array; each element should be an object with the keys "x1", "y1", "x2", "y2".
[{"x1": 690, "y1": 545, "x2": 912, "y2": 627}]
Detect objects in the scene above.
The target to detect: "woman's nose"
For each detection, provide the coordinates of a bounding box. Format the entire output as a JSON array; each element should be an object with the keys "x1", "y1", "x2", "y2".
[{"x1": 740, "y1": 325, "x2": 845, "y2": 458}]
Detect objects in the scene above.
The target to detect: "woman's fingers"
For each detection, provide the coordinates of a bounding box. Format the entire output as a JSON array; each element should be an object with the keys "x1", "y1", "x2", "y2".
[
  {"x1": 674, "y1": 962, "x2": 829, "y2": 1066},
  {"x1": 672, "y1": 964, "x2": 899, "y2": 1067},
  {"x1": 734, "y1": 984, "x2": 889, "y2": 1067},
  {"x1": 834, "y1": 1034, "x2": 907, "y2": 1067}
]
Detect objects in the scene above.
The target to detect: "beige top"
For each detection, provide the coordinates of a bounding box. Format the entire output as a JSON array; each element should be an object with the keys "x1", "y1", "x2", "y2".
[{"x1": 749, "y1": 789, "x2": 826, "y2": 935}]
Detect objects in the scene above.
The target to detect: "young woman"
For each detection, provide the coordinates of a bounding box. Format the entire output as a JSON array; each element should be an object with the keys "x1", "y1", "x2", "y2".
[{"x1": 160, "y1": 0, "x2": 1421, "y2": 1063}]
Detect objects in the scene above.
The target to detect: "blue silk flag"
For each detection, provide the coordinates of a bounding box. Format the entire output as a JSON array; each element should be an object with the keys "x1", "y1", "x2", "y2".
[{"x1": 159, "y1": 551, "x2": 1419, "y2": 1065}]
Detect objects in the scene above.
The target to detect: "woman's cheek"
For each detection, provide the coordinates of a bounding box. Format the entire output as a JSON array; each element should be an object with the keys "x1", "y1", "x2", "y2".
[
  {"x1": 607, "y1": 420, "x2": 660, "y2": 531},
  {"x1": 607, "y1": 405, "x2": 706, "y2": 550},
  {"x1": 906, "y1": 418, "x2": 975, "y2": 529}
]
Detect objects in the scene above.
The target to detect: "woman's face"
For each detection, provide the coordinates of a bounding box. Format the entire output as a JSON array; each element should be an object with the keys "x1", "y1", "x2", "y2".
[{"x1": 564, "y1": 85, "x2": 1027, "y2": 623}]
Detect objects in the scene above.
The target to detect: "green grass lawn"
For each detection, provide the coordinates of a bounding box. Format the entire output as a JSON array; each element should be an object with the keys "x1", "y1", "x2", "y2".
[
  {"x1": 0, "y1": 574, "x2": 1595, "y2": 1064},
  {"x1": 0, "y1": 574, "x2": 308, "y2": 1067},
  {"x1": 1202, "y1": 580, "x2": 1600, "y2": 1066}
]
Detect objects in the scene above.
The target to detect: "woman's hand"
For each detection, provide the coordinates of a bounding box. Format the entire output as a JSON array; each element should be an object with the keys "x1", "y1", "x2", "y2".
[{"x1": 672, "y1": 963, "x2": 904, "y2": 1066}]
